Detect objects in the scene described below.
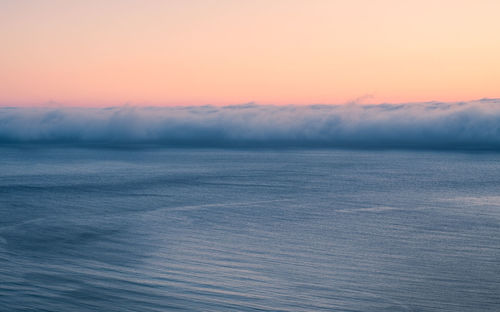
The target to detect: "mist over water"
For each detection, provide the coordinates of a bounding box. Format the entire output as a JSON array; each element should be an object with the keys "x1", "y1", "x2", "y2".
[
  {"x1": 1, "y1": 147, "x2": 500, "y2": 311},
  {"x1": 2, "y1": 99, "x2": 500, "y2": 148}
]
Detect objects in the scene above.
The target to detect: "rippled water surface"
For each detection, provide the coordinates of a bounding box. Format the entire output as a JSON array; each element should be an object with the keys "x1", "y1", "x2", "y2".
[{"x1": 1, "y1": 147, "x2": 499, "y2": 311}]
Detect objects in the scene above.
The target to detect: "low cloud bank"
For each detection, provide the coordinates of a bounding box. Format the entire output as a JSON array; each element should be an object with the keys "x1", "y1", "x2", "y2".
[{"x1": 1, "y1": 99, "x2": 500, "y2": 149}]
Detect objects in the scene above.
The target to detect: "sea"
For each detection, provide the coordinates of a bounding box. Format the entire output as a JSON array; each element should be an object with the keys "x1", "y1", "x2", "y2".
[{"x1": 0, "y1": 147, "x2": 499, "y2": 311}]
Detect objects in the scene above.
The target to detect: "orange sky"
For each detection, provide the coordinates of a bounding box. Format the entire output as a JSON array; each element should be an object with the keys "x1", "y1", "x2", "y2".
[{"x1": 1, "y1": 0, "x2": 499, "y2": 106}]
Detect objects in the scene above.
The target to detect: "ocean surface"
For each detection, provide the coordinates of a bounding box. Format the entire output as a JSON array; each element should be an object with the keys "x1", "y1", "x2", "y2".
[{"x1": 1, "y1": 147, "x2": 499, "y2": 311}]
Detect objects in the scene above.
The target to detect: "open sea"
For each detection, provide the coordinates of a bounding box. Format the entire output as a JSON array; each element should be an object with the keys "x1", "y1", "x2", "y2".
[{"x1": 0, "y1": 147, "x2": 499, "y2": 311}]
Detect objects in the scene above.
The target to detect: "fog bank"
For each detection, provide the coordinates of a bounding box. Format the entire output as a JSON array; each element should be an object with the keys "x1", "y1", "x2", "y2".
[{"x1": 2, "y1": 99, "x2": 500, "y2": 149}]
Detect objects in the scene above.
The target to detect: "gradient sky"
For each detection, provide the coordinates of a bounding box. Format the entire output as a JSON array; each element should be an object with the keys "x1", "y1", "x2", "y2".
[{"x1": 1, "y1": 0, "x2": 499, "y2": 106}]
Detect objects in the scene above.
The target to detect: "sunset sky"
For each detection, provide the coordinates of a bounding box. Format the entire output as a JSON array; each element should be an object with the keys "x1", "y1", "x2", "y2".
[{"x1": 1, "y1": 0, "x2": 499, "y2": 106}]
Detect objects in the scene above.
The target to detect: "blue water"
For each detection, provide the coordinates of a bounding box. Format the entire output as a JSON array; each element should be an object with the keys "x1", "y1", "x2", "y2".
[{"x1": 1, "y1": 147, "x2": 499, "y2": 311}]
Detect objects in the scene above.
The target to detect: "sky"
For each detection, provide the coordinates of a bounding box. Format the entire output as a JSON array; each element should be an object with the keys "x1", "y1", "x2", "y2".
[{"x1": 1, "y1": 0, "x2": 499, "y2": 107}]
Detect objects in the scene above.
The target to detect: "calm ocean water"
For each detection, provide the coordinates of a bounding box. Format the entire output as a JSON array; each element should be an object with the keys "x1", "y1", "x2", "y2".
[{"x1": 0, "y1": 147, "x2": 499, "y2": 311}]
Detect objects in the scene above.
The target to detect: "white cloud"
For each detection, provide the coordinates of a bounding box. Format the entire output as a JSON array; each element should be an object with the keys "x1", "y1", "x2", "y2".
[{"x1": 1, "y1": 99, "x2": 500, "y2": 149}]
